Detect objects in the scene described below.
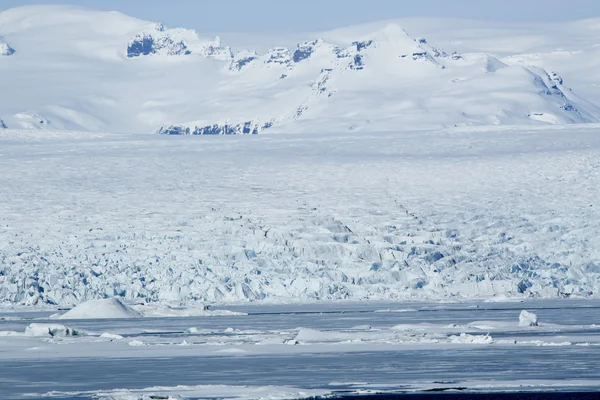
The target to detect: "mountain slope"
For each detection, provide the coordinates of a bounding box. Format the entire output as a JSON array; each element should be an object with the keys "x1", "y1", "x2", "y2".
[{"x1": 0, "y1": 5, "x2": 597, "y2": 134}]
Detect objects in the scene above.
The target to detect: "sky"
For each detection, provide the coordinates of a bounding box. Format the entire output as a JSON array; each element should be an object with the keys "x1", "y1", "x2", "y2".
[{"x1": 1, "y1": 0, "x2": 600, "y2": 33}]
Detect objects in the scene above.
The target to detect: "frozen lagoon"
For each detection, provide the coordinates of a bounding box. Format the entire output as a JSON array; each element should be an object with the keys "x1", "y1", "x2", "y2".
[{"x1": 1, "y1": 300, "x2": 599, "y2": 399}]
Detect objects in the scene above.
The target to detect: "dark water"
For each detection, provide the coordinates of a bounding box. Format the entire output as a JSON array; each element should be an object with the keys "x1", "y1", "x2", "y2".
[
  {"x1": 2, "y1": 347, "x2": 600, "y2": 399},
  {"x1": 2, "y1": 301, "x2": 600, "y2": 399}
]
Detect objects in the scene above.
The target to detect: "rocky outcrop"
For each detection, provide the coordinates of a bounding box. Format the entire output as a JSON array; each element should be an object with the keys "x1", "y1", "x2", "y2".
[
  {"x1": 265, "y1": 47, "x2": 292, "y2": 65},
  {"x1": 293, "y1": 39, "x2": 323, "y2": 63},
  {"x1": 350, "y1": 54, "x2": 364, "y2": 70},
  {"x1": 229, "y1": 50, "x2": 258, "y2": 71},
  {"x1": 353, "y1": 40, "x2": 374, "y2": 52},
  {"x1": 157, "y1": 120, "x2": 274, "y2": 135},
  {"x1": 127, "y1": 33, "x2": 190, "y2": 57},
  {"x1": 127, "y1": 23, "x2": 231, "y2": 60}
]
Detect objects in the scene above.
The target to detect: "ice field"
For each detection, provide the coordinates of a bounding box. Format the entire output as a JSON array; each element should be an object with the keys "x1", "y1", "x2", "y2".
[{"x1": 1, "y1": 126, "x2": 600, "y2": 305}]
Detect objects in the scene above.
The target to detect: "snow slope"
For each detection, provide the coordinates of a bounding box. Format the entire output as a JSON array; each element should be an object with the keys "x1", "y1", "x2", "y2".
[
  {"x1": 0, "y1": 5, "x2": 598, "y2": 134},
  {"x1": 340, "y1": 17, "x2": 600, "y2": 108},
  {"x1": 1, "y1": 126, "x2": 599, "y2": 306}
]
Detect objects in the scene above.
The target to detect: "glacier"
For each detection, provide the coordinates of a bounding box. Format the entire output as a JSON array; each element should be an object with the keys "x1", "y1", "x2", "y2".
[{"x1": 1, "y1": 125, "x2": 599, "y2": 306}]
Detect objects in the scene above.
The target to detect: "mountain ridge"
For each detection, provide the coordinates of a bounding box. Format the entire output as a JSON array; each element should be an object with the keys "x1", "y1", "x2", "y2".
[{"x1": 0, "y1": 5, "x2": 598, "y2": 134}]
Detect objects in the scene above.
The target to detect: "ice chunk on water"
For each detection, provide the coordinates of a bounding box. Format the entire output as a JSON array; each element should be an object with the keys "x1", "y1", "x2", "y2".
[
  {"x1": 448, "y1": 333, "x2": 493, "y2": 344},
  {"x1": 519, "y1": 310, "x2": 539, "y2": 327},
  {"x1": 58, "y1": 298, "x2": 143, "y2": 320},
  {"x1": 100, "y1": 332, "x2": 124, "y2": 340},
  {"x1": 25, "y1": 323, "x2": 75, "y2": 337}
]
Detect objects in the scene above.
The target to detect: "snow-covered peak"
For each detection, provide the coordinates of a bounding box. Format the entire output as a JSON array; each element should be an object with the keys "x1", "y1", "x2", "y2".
[
  {"x1": 127, "y1": 24, "x2": 193, "y2": 57},
  {"x1": 229, "y1": 49, "x2": 259, "y2": 71},
  {"x1": 335, "y1": 24, "x2": 458, "y2": 70},
  {"x1": 292, "y1": 38, "x2": 337, "y2": 62},
  {"x1": 264, "y1": 47, "x2": 293, "y2": 65},
  {"x1": 127, "y1": 24, "x2": 232, "y2": 59},
  {"x1": 238, "y1": 25, "x2": 452, "y2": 74},
  {"x1": 360, "y1": 24, "x2": 419, "y2": 48},
  {"x1": 0, "y1": 5, "x2": 598, "y2": 135},
  {"x1": 483, "y1": 55, "x2": 509, "y2": 73},
  {"x1": 235, "y1": 38, "x2": 340, "y2": 69}
]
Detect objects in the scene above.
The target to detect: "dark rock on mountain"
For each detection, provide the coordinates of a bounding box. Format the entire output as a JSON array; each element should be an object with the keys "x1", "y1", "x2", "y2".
[
  {"x1": 158, "y1": 121, "x2": 275, "y2": 135},
  {"x1": 353, "y1": 40, "x2": 374, "y2": 51},
  {"x1": 350, "y1": 54, "x2": 364, "y2": 70},
  {"x1": 229, "y1": 51, "x2": 258, "y2": 71},
  {"x1": 127, "y1": 33, "x2": 190, "y2": 58},
  {"x1": 265, "y1": 47, "x2": 292, "y2": 65},
  {"x1": 157, "y1": 125, "x2": 191, "y2": 135},
  {"x1": 293, "y1": 40, "x2": 321, "y2": 63}
]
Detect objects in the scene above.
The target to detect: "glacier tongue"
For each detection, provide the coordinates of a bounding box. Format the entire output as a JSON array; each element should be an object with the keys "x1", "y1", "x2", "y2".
[{"x1": 1, "y1": 126, "x2": 599, "y2": 306}]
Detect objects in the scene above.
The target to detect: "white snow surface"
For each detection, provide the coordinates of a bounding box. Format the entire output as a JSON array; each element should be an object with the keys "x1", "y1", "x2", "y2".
[
  {"x1": 58, "y1": 298, "x2": 142, "y2": 320},
  {"x1": 24, "y1": 322, "x2": 76, "y2": 337},
  {"x1": 1, "y1": 125, "x2": 600, "y2": 306},
  {"x1": 130, "y1": 304, "x2": 246, "y2": 318},
  {"x1": 99, "y1": 332, "x2": 124, "y2": 340},
  {"x1": 1, "y1": 5, "x2": 600, "y2": 134},
  {"x1": 6, "y1": 322, "x2": 77, "y2": 337},
  {"x1": 53, "y1": 298, "x2": 246, "y2": 319}
]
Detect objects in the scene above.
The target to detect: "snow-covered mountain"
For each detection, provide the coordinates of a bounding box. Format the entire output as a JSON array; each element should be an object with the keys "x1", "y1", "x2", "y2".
[{"x1": 1, "y1": 5, "x2": 599, "y2": 134}]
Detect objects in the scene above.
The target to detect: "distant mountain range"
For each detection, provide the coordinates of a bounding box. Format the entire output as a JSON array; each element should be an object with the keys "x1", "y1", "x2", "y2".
[{"x1": 1, "y1": 5, "x2": 599, "y2": 134}]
